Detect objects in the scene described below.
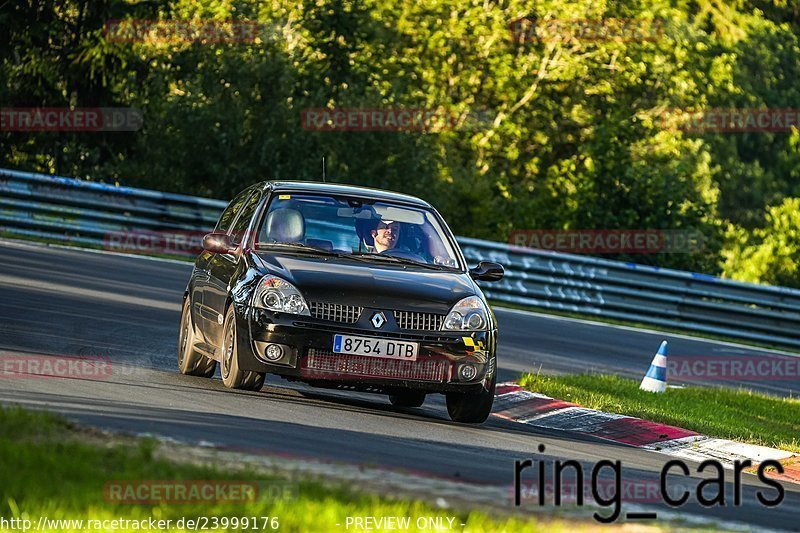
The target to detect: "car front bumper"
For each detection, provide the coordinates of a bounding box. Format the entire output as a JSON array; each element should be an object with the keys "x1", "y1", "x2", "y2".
[{"x1": 234, "y1": 304, "x2": 496, "y2": 393}]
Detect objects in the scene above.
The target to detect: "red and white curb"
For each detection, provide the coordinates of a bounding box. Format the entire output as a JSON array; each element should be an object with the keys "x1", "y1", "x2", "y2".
[{"x1": 493, "y1": 382, "x2": 799, "y2": 483}]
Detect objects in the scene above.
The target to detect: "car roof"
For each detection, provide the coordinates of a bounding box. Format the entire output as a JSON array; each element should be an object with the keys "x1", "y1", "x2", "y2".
[{"x1": 259, "y1": 181, "x2": 432, "y2": 208}]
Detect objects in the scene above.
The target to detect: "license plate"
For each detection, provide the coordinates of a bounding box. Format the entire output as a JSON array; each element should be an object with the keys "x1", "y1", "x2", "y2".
[{"x1": 332, "y1": 334, "x2": 418, "y2": 361}]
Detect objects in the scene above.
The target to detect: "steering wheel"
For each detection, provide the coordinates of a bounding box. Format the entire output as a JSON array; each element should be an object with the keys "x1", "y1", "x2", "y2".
[{"x1": 379, "y1": 248, "x2": 427, "y2": 263}]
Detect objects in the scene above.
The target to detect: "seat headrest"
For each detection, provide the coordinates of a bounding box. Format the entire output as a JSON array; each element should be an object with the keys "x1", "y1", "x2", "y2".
[
  {"x1": 355, "y1": 217, "x2": 377, "y2": 246},
  {"x1": 263, "y1": 208, "x2": 305, "y2": 243}
]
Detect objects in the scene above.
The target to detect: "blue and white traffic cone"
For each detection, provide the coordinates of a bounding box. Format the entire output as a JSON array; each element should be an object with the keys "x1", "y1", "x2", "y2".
[{"x1": 640, "y1": 340, "x2": 668, "y2": 393}]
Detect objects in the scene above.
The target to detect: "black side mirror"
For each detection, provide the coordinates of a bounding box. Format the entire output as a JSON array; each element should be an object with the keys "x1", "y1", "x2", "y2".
[
  {"x1": 202, "y1": 232, "x2": 237, "y2": 254},
  {"x1": 469, "y1": 261, "x2": 504, "y2": 282}
]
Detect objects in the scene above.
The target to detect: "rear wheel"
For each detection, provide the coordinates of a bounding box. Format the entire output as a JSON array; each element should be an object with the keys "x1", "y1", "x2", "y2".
[
  {"x1": 177, "y1": 298, "x2": 217, "y2": 377},
  {"x1": 388, "y1": 391, "x2": 426, "y2": 408},
  {"x1": 220, "y1": 306, "x2": 265, "y2": 391},
  {"x1": 446, "y1": 372, "x2": 496, "y2": 423}
]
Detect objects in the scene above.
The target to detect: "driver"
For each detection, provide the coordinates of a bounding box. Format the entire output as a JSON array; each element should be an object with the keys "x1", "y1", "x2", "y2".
[{"x1": 370, "y1": 220, "x2": 400, "y2": 253}]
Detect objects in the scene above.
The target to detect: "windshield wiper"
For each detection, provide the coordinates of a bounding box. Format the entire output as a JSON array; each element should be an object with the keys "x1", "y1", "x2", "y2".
[
  {"x1": 349, "y1": 252, "x2": 449, "y2": 270},
  {"x1": 255, "y1": 242, "x2": 340, "y2": 256},
  {"x1": 257, "y1": 244, "x2": 453, "y2": 270}
]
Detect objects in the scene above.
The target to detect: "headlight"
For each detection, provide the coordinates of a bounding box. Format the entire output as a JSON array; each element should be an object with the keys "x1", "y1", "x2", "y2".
[
  {"x1": 252, "y1": 275, "x2": 310, "y2": 315},
  {"x1": 442, "y1": 296, "x2": 489, "y2": 331}
]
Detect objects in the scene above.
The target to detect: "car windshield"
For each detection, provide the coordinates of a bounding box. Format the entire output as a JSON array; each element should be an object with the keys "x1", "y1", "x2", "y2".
[{"x1": 255, "y1": 193, "x2": 461, "y2": 269}]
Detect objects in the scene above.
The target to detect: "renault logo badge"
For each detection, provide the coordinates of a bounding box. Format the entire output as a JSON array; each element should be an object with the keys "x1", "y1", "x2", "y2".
[{"x1": 371, "y1": 312, "x2": 386, "y2": 329}]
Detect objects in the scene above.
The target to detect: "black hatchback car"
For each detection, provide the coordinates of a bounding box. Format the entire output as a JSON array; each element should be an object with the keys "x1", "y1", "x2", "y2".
[{"x1": 178, "y1": 181, "x2": 504, "y2": 423}]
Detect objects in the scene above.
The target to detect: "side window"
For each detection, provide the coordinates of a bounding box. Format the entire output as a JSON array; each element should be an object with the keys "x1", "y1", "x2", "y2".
[
  {"x1": 229, "y1": 192, "x2": 261, "y2": 245},
  {"x1": 214, "y1": 189, "x2": 253, "y2": 233}
]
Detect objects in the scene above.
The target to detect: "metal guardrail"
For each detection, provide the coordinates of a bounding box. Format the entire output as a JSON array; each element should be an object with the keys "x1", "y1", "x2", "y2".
[
  {"x1": 2, "y1": 167, "x2": 800, "y2": 350},
  {"x1": 461, "y1": 238, "x2": 800, "y2": 349},
  {"x1": 0, "y1": 168, "x2": 225, "y2": 247}
]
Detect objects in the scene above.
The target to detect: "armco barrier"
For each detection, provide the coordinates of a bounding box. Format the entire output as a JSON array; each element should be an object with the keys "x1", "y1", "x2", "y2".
[
  {"x1": 0, "y1": 168, "x2": 225, "y2": 245},
  {"x1": 2, "y1": 168, "x2": 800, "y2": 349}
]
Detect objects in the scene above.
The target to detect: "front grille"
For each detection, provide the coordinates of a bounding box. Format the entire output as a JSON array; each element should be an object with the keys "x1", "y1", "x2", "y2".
[
  {"x1": 292, "y1": 321, "x2": 453, "y2": 343},
  {"x1": 309, "y1": 301, "x2": 363, "y2": 324},
  {"x1": 302, "y1": 349, "x2": 450, "y2": 382},
  {"x1": 393, "y1": 310, "x2": 445, "y2": 331}
]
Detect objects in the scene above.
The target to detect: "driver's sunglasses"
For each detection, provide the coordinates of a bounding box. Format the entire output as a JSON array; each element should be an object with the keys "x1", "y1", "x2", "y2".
[{"x1": 376, "y1": 223, "x2": 399, "y2": 231}]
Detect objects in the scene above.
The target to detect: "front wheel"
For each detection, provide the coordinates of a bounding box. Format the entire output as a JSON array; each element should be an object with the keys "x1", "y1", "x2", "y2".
[
  {"x1": 178, "y1": 298, "x2": 217, "y2": 377},
  {"x1": 446, "y1": 372, "x2": 496, "y2": 424},
  {"x1": 220, "y1": 306, "x2": 265, "y2": 391}
]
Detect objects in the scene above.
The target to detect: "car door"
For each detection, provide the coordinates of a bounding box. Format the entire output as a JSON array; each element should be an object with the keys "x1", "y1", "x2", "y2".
[
  {"x1": 203, "y1": 189, "x2": 262, "y2": 349},
  {"x1": 195, "y1": 189, "x2": 255, "y2": 343}
]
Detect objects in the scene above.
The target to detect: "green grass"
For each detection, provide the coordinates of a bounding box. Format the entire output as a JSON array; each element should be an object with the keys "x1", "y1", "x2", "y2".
[
  {"x1": 520, "y1": 373, "x2": 800, "y2": 453},
  {"x1": 0, "y1": 405, "x2": 592, "y2": 532}
]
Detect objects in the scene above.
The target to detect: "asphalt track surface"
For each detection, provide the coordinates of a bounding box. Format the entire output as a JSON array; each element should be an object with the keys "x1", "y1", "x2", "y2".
[{"x1": 1, "y1": 239, "x2": 799, "y2": 530}]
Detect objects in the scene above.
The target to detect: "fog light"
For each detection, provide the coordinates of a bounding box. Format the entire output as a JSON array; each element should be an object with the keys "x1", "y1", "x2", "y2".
[
  {"x1": 459, "y1": 363, "x2": 477, "y2": 381},
  {"x1": 264, "y1": 344, "x2": 284, "y2": 361}
]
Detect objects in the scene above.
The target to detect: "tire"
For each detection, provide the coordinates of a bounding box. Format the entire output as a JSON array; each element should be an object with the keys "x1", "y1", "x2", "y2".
[
  {"x1": 388, "y1": 391, "x2": 426, "y2": 408},
  {"x1": 220, "y1": 306, "x2": 265, "y2": 391},
  {"x1": 446, "y1": 372, "x2": 496, "y2": 424},
  {"x1": 178, "y1": 298, "x2": 217, "y2": 377}
]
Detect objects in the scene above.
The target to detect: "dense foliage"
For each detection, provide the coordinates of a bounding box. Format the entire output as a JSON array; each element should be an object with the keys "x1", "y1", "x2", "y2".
[{"x1": 2, "y1": 0, "x2": 799, "y2": 283}]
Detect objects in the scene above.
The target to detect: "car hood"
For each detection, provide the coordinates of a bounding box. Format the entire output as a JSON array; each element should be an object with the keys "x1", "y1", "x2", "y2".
[{"x1": 252, "y1": 252, "x2": 475, "y2": 313}]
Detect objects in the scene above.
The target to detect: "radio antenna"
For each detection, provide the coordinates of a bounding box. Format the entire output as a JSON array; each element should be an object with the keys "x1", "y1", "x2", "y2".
[{"x1": 322, "y1": 156, "x2": 327, "y2": 182}]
